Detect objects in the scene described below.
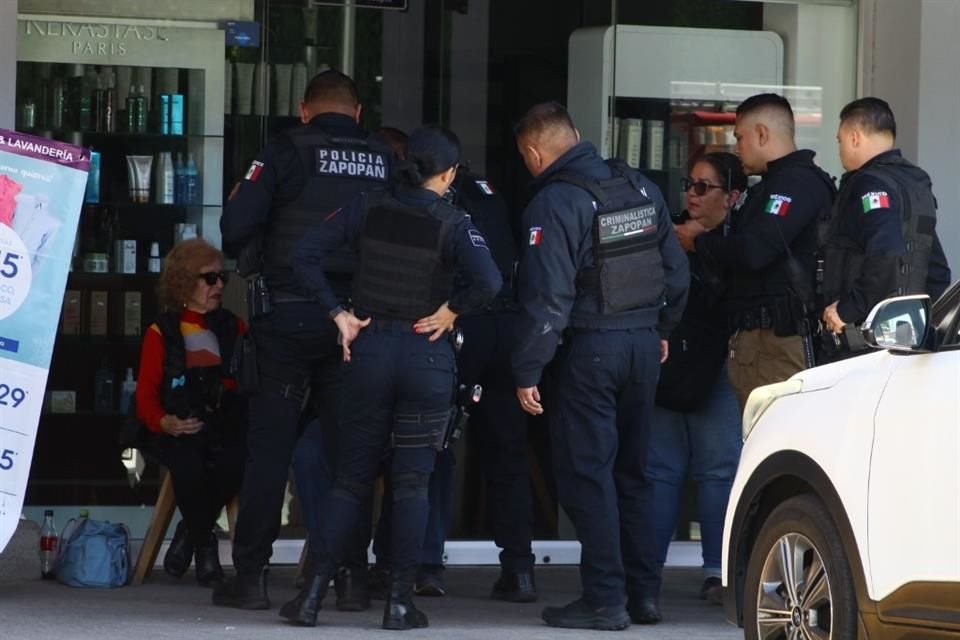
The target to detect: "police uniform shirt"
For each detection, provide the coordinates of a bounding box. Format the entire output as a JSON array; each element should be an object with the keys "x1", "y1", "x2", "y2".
[
  {"x1": 831, "y1": 167, "x2": 907, "y2": 324},
  {"x1": 695, "y1": 149, "x2": 834, "y2": 313},
  {"x1": 220, "y1": 113, "x2": 389, "y2": 259},
  {"x1": 830, "y1": 149, "x2": 952, "y2": 321},
  {"x1": 290, "y1": 185, "x2": 502, "y2": 315},
  {"x1": 448, "y1": 169, "x2": 518, "y2": 299},
  {"x1": 512, "y1": 141, "x2": 688, "y2": 389}
]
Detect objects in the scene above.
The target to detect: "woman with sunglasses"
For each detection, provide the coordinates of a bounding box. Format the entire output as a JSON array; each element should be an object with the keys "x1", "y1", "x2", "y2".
[
  {"x1": 135, "y1": 238, "x2": 248, "y2": 586},
  {"x1": 648, "y1": 152, "x2": 747, "y2": 605}
]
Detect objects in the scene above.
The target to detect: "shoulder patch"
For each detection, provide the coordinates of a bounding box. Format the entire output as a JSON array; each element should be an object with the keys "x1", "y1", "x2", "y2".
[
  {"x1": 528, "y1": 226, "x2": 542, "y2": 246},
  {"x1": 468, "y1": 229, "x2": 489, "y2": 249},
  {"x1": 475, "y1": 180, "x2": 495, "y2": 195},
  {"x1": 860, "y1": 191, "x2": 890, "y2": 213},
  {"x1": 764, "y1": 194, "x2": 792, "y2": 217},
  {"x1": 244, "y1": 160, "x2": 264, "y2": 182}
]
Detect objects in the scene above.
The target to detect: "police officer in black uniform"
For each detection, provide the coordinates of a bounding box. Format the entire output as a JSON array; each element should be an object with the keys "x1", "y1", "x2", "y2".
[
  {"x1": 512, "y1": 102, "x2": 688, "y2": 630},
  {"x1": 280, "y1": 127, "x2": 501, "y2": 629},
  {"x1": 820, "y1": 97, "x2": 952, "y2": 353},
  {"x1": 448, "y1": 167, "x2": 539, "y2": 602},
  {"x1": 676, "y1": 93, "x2": 835, "y2": 410},
  {"x1": 215, "y1": 71, "x2": 393, "y2": 609}
]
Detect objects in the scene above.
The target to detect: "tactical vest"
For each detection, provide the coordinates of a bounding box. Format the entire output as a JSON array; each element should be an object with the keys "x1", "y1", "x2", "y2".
[
  {"x1": 548, "y1": 160, "x2": 665, "y2": 315},
  {"x1": 352, "y1": 192, "x2": 458, "y2": 321},
  {"x1": 729, "y1": 163, "x2": 835, "y2": 313},
  {"x1": 262, "y1": 127, "x2": 392, "y2": 295},
  {"x1": 820, "y1": 155, "x2": 937, "y2": 303},
  {"x1": 155, "y1": 309, "x2": 237, "y2": 420}
]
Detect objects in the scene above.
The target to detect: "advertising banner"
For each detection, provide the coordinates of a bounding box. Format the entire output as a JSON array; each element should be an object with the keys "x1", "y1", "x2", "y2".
[{"x1": 0, "y1": 129, "x2": 89, "y2": 553}]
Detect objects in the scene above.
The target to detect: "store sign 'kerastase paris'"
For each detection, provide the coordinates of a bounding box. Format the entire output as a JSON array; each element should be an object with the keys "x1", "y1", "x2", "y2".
[
  {"x1": 20, "y1": 20, "x2": 171, "y2": 57},
  {"x1": 0, "y1": 130, "x2": 88, "y2": 554}
]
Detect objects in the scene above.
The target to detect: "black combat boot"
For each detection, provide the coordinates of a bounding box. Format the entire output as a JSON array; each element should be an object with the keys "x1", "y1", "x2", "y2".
[
  {"x1": 491, "y1": 568, "x2": 538, "y2": 603},
  {"x1": 163, "y1": 520, "x2": 194, "y2": 579},
  {"x1": 335, "y1": 565, "x2": 371, "y2": 611},
  {"x1": 541, "y1": 598, "x2": 631, "y2": 631},
  {"x1": 211, "y1": 566, "x2": 269, "y2": 609},
  {"x1": 194, "y1": 532, "x2": 224, "y2": 586},
  {"x1": 382, "y1": 580, "x2": 429, "y2": 630},
  {"x1": 279, "y1": 565, "x2": 334, "y2": 627}
]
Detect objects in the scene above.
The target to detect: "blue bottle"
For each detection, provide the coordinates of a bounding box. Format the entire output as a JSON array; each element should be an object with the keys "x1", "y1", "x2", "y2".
[{"x1": 84, "y1": 150, "x2": 101, "y2": 203}]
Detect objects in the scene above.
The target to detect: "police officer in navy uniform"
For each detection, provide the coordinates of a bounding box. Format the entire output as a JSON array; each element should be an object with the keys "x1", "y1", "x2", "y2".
[
  {"x1": 216, "y1": 70, "x2": 393, "y2": 609},
  {"x1": 675, "y1": 93, "x2": 835, "y2": 411},
  {"x1": 512, "y1": 102, "x2": 689, "y2": 630},
  {"x1": 447, "y1": 167, "x2": 539, "y2": 602},
  {"x1": 280, "y1": 127, "x2": 501, "y2": 630},
  {"x1": 820, "y1": 97, "x2": 952, "y2": 352}
]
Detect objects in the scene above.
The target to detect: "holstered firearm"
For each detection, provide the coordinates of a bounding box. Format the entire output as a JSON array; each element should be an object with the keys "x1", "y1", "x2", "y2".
[{"x1": 443, "y1": 383, "x2": 482, "y2": 449}]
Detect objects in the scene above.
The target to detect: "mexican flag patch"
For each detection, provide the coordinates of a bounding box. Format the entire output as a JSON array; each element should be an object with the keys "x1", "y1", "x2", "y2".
[
  {"x1": 764, "y1": 194, "x2": 792, "y2": 217},
  {"x1": 861, "y1": 191, "x2": 890, "y2": 212}
]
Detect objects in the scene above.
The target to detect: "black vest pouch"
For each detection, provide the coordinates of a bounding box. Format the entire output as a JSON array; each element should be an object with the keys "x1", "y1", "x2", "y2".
[{"x1": 595, "y1": 204, "x2": 663, "y2": 314}]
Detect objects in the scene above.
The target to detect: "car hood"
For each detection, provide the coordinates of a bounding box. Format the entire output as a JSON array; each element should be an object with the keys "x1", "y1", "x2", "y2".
[{"x1": 791, "y1": 349, "x2": 895, "y2": 392}]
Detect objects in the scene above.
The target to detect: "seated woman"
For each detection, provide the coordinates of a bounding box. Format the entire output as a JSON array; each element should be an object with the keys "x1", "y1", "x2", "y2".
[
  {"x1": 649, "y1": 151, "x2": 747, "y2": 605},
  {"x1": 135, "y1": 238, "x2": 247, "y2": 586}
]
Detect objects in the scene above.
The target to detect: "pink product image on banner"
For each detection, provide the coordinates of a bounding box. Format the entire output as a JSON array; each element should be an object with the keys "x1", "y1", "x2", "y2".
[{"x1": 0, "y1": 174, "x2": 24, "y2": 226}]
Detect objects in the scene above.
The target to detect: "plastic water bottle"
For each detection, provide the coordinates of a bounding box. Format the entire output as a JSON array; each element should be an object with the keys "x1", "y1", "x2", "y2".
[
  {"x1": 185, "y1": 153, "x2": 201, "y2": 205},
  {"x1": 39, "y1": 510, "x2": 58, "y2": 580}
]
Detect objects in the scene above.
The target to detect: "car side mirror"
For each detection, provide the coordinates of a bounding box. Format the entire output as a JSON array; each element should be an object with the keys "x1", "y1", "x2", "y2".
[{"x1": 861, "y1": 294, "x2": 931, "y2": 351}]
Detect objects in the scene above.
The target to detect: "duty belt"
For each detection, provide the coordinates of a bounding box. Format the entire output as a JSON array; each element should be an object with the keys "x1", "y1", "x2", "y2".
[{"x1": 729, "y1": 306, "x2": 776, "y2": 332}]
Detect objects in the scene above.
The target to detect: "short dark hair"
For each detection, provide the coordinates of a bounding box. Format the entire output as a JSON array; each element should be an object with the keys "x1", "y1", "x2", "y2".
[
  {"x1": 840, "y1": 97, "x2": 897, "y2": 138},
  {"x1": 514, "y1": 101, "x2": 577, "y2": 142},
  {"x1": 736, "y1": 93, "x2": 794, "y2": 122},
  {"x1": 695, "y1": 151, "x2": 748, "y2": 193},
  {"x1": 303, "y1": 70, "x2": 359, "y2": 108}
]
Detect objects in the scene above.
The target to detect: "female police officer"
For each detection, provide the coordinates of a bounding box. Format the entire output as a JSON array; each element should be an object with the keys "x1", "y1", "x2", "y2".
[{"x1": 281, "y1": 126, "x2": 501, "y2": 630}]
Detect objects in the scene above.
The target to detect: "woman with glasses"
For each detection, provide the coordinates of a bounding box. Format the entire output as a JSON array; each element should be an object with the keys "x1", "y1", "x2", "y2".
[
  {"x1": 135, "y1": 237, "x2": 248, "y2": 586},
  {"x1": 648, "y1": 152, "x2": 747, "y2": 605}
]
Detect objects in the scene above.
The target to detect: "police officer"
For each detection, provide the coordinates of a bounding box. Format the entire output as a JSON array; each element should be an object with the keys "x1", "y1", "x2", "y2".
[
  {"x1": 215, "y1": 70, "x2": 393, "y2": 609},
  {"x1": 820, "y1": 97, "x2": 952, "y2": 353},
  {"x1": 512, "y1": 102, "x2": 688, "y2": 630},
  {"x1": 448, "y1": 166, "x2": 538, "y2": 602},
  {"x1": 675, "y1": 93, "x2": 835, "y2": 410},
  {"x1": 280, "y1": 127, "x2": 501, "y2": 629}
]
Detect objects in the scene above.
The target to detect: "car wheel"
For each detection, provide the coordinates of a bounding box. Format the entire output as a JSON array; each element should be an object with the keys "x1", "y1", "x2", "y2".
[{"x1": 743, "y1": 494, "x2": 857, "y2": 640}]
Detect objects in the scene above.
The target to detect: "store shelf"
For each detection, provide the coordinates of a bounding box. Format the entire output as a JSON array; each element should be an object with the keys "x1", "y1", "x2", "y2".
[
  {"x1": 19, "y1": 129, "x2": 222, "y2": 141},
  {"x1": 67, "y1": 272, "x2": 160, "y2": 289}
]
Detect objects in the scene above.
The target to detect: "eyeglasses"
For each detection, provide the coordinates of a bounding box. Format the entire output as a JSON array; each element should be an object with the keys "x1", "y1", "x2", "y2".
[
  {"x1": 197, "y1": 271, "x2": 229, "y2": 286},
  {"x1": 681, "y1": 177, "x2": 725, "y2": 196}
]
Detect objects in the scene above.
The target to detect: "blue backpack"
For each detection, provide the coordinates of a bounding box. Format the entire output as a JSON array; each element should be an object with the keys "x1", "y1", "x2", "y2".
[{"x1": 55, "y1": 517, "x2": 131, "y2": 588}]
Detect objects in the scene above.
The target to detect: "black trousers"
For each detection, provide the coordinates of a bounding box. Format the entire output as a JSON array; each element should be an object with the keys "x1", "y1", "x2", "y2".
[
  {"x1": 231, "y1": 302, "x2": 342, "y2": 574},
  {"x1": 308, "y1": 323, "x2": 451, "y2": 580},
  {"x1": 458, "y1": 310, "x2": 535, "y2": 572},
  {"x1": 156, "y1": 411, "x2": 246, "y2": 547}
]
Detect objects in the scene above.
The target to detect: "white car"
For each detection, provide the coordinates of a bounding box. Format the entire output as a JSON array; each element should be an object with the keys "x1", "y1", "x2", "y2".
[{"x1": 723, "y1": 283, "x2": 960, "y2": 639}]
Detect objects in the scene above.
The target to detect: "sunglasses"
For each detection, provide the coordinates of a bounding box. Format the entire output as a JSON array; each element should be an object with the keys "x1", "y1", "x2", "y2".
[
  {"x1": 197, "y1": 271, "x2": 229, "y2": 286},
  {"x1": 681, "y1": 177, "x2": 726, "y2": 196}
]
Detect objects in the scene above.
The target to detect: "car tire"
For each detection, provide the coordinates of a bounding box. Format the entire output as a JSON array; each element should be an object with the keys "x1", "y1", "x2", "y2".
[{"x1": 743, "y1": 494, "x2": 857, "y2": 640}]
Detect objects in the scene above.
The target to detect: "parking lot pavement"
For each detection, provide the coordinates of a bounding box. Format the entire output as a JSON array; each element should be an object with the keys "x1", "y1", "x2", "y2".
[{"x1": 0, "y1": 566, "x2": 742, "y2": 640}]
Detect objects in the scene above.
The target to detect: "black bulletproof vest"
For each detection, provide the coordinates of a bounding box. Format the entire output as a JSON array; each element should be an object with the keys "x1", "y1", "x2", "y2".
[
  {"x1": 352, "y1": 193, "x2": 458, "y2": 321},
  {"x1": 728, "y1": 162, "x2": 835, "y2": 312},
  {"x1": 262, "y1": 127, "x2": 391, "y2": 295},
  {"x1": 548, "y1": 160, "x2": 665, "y2": 315},
  {"x1": 820, "y1": 154, "x2": 937, "y2": 302},
  {"x1": 156, "y1": 309, "x2": 237, "y2": 419}
]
